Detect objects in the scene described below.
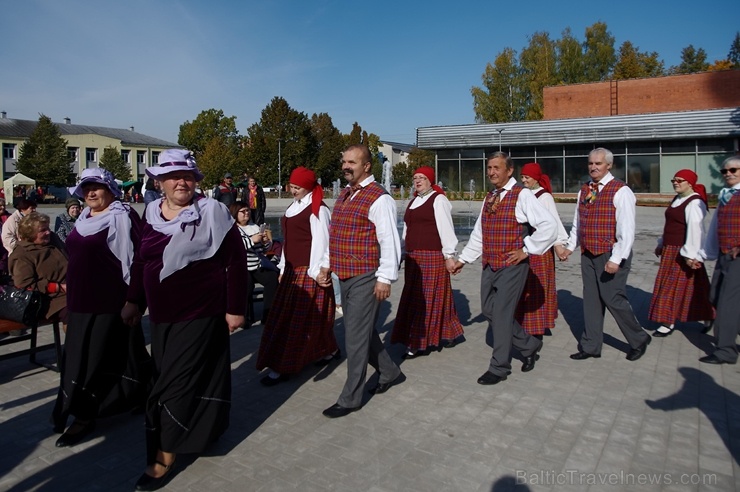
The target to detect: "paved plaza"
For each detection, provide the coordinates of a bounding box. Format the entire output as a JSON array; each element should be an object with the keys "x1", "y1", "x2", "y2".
[{"x1": 0, "y1": 200, "x2": 738, "y2": 491}]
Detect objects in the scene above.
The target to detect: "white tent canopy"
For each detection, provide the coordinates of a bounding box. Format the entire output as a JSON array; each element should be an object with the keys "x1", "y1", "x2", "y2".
[{"x1": 3, "y1": 173, "x2": 36, "y2": 207}]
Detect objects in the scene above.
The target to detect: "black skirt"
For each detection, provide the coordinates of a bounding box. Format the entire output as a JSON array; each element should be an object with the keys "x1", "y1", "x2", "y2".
[
  {"x1": 145, "y1": 316, "x2": 231, "y2": 461},
  {"x1": 52, "y1": 312, "x2": 152, "y2": 427}
]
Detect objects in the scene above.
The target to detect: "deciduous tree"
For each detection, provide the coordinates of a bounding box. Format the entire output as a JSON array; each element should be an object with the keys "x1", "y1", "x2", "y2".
[
  {"x1": 613, "y1": 41, "x2": 664, "y2": 79},
  {"x1": 16, "y1": 114, "x2": 73, "y2": 186},
  {"x1": 556, "y1": 27, "x2": 585, "y2": 84},
  {"x1": 728, "y1": 32, "x2": 740, "y2": 68},
  {"x1": 471, "y1": 48, "x2": 525, "y2": 123},
  {"x1": 672, "y1": 45, "x2": 709, "y2": 74},
  {"x1": 198, "y1": 136, "x2": 242, "y2": 188},
  {"x1": 99, "y1": 145, "x2": 132, "y2": 181},
  {"x1": 178, "y1": 109, "x2": 240, "y2": 157},
  {"x1": 520, "y1": 32, "x2": 558, "y2": 120},
  {"x1": 310, "y1": 112, "x2": 344, "y2": 185},
  {"x1": 582, "y1": 22, "x2": 616, "y2": 81}
]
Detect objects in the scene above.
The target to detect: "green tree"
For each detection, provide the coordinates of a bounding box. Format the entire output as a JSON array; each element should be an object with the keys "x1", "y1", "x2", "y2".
[
  {"x1": 672, "y1": 45, "x2": 709, "y2": 74},
  {"x1": 471, "y1": 47, "x2": 525, "y2": 123},
  {"x1": 310, "y1": 112, "x2": 345, "y2": 185},
  {"x1": 198, "y1": 136, "x2": 242, "y2": 188},
  {"x1": 582, "y1": 22, "x2": 616, "y2": 81},
  {"x1": 99, "y1": 145, "x2": 131, "y2": 181},
  {"x1": 613, "y1": 41, "x2": 665, "y2": 79},
  {"x1": 727, "y1": 32, "x2": 740, "y2": 68},
  {"x1": 391, "y1": 161, "x2": 414, "y2": 189},
  {"x1": 556, "y1": 27, "x2": 585, "y2": 84},
  {"x1": 178, "y1": 109, "x2": 240, "y2": 157},
  {"x1": 520, "y1": 31, "x2": 558, "y2": 120},
  {"x1": 407, "y1": 147, "x2": 435, "y2": 170},
  {"x1": 16, "y1": 114, "x2": 73, "y2": 186},
  {"x1": 243, "y1": 97, "x2": 316, "y2": 187}
]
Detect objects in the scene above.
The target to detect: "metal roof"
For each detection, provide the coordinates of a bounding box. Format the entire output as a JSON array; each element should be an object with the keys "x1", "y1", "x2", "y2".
[
  {"x1": 416, "y1": 108, "x2": 740, "y2": 149},
  {"x1": 0, "y1": 117, "x2": 179, "y2": 147}
]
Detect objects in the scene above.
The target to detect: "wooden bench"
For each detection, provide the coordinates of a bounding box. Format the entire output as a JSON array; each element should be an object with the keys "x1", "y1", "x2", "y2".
[{"x1": 0, "y1": 318, "x2": 63, "y2": 371}]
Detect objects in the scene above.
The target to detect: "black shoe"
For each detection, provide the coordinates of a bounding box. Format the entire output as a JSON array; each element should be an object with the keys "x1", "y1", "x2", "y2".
[
  {"x1": 570, "y1": 351, "x2": 601, "y2": 360},
  {"x1": 322, "y1": 403, "x2": 361, "y2": 418},
  {"x1": 626, "y1": 337, "x2": 651, "y2": 361},
  {"x1": 701, "y1": 322, "x2": 713, "y2": 335},
  {"x1": 652, "y1": 327, "x2": 673, "y2": 338},
  {"x1": 699, "y1": 354, "x2": 734, "y2": 365},
  {"x1": 369, "y1": 372, "x2": 405, "y2": 395},
  {"x1": 55, "y1": 420, "x2": 96, "y2": 447},
  {"x1": 314, "y1": 349, "x2": 341, "y2": 367},
  {"x1": 402, "y1": 349, "x2": 428, "y2": 360},
  {"x1": 443, "y1": 339, "x2": 459, "y2": 349},
  {"x1": 135, "y1": 459, "x2": 176, "y2": 491},
  {"x1": 477, "y1": 371, "x2": 507, "y2": 385},
  {"x1": 260, "y1": 374, "x2": 290, "y2": 387},
  {"x1": 522, "y1": 341, "x2": 543, "y2": 372}
]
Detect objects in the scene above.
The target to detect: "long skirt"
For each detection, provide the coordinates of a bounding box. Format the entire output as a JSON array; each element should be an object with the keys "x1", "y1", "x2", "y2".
[
  {"x1": 256, "y1": 265, "x2": 337, "y2": 374},
  {"x1": 52, "y1": 312, "x2": 152, "y2": 428},
  {"x1": 145, "y1": 316, "x2": 231, "y2": 462},
  {"x1": 391, "y1": 250, "x2": 464, "y2": 352},
  {"x1": 515, "y1": 250, "x2": 557, "y2": 336},
  {"x1": 648, "y1": 244, "x2": 714, "y2": 325}
]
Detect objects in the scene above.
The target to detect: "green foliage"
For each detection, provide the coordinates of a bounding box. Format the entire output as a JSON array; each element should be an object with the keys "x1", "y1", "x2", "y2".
[
  {"x1": 556, "y1": 28, "x2": 585, "y2": 84},
  {"x1": 582, "y1": 22, "x2": 616, "y2": 81},
  {"x1": 672, "y1": 45, "x2": 709, "y2": 74},
  {"x1": 520, "y1": 32, "x2": 558, "y2": 120},
  {"x1": 471, "y1": 48, "x2": 525, "y2": 123},
  {"x1": 391, "y1": 161, "x2": 414, "y2": 188},
  {"x1": 407, "y1": 147, "x2": 435, "y2": 170},
  {"x1": 728, "y1": 32, "x2": 740, "y2": 68},
  {"x1": 612, "y1": 41, "x2": 664, "y2": 79},
  {"x1": 198, "y1": 136, "x2": 242, "y2": 188},
  {"x1": 99, "y1": 145, "x2": 132, "y2": 181},
  {"x1": 16, "y1": 114, "x2": 73, "y2": 186},
  {"x1": 310, "y1": 112, "x2": 345, "y2": 185},
  {"x1": 178, "y1": 109, "x2": 240, "y2": 157}
]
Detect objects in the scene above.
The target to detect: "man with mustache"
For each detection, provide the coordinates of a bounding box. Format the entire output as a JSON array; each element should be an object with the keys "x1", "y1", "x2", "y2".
[{"x1": 321, "y1": 144, "x2": 403, "y2": 418}]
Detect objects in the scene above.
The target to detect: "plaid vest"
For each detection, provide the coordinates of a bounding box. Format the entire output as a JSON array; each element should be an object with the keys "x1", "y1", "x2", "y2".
[
  {"x1": 578, "y1": 179, "x2": 624, "y2": 255},
  {"x1": 662, "y1": 195, "x2": 698, "y2": 247},
  {"x1": 404, "y1": 193, "x2": 442, "y2": 252},
  {"x1": 330, "y1": 182, "x2": 386, "y2": 280},
  {"x1": 481, "y1": 185, "x2": 526, "y2": 271},
  {"x1": 718, "y1": 192, "x2": 740, "y2": 254}
]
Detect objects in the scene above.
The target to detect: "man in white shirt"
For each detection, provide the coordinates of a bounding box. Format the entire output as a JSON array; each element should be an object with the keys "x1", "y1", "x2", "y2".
[{"x1": 560, "y1": 148, "x2": 651, "y2": 361}]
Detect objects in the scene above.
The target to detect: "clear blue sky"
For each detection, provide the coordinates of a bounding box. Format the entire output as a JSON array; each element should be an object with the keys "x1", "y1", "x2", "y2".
[{"x1": 3, "y1": 0, "x2": 737, "y2": 145}]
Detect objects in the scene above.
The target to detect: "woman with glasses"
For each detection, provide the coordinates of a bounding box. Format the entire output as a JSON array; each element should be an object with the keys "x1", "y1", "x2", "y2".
[
  {"x1": 648, "y1": 169, "x2": 713, "y2": 337},
  {"x1": 391, "y1": 166, "x2": 463, "y2": 359}
]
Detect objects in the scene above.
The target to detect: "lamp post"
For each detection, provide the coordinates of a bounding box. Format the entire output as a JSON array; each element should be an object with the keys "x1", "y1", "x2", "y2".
[
  {"x1": 278, "y1": 139, "x2": 282, "y2": 199},
  {"x1": 495, "y1": 128, "x2": 505, "y2": 151}
]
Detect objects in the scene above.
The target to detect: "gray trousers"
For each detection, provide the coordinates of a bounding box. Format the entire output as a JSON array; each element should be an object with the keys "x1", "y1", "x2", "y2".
[
  {"x1": 579, "y1": 251, "x2": 648, "y2": 354},
  {"x1": 481, "y1": 263, "x2": 541, "y2": 377},
  {"x1": 337, "y1": 271, "x2": 400, "y2": 408},
  {"x1": 709, "y1": 253, "x2": 740, "y2": 363}
]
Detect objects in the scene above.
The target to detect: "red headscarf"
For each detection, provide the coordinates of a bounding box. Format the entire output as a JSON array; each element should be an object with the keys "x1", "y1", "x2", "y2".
[
  {"x1": 414, "y1": 166, "x2": 445, "y2": 196},
  {"x1": 674, "y1": 169, "x2": 707, "y2": 205},
  {"x1": 289, "y1": 167, "x2": 323, "y2": 217},
  {"x1": 520, "y1": 162, "x2": 552, "y2": 194}
]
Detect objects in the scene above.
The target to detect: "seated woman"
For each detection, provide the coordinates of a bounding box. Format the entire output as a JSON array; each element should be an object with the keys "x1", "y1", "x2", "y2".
[
  {"x1": 9, "y1": 212, "x2": 68, "y2": 326},
  {"x1": 2, "y1": 198, "x2": 37, "y2": 255},
  {"x1": 229, "y1": 201, "x2": 278, "y2": 325}
]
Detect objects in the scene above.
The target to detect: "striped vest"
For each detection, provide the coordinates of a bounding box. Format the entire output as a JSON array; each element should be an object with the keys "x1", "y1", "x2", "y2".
[
  {"x1": 578, "y1": 180, "x2": 624, "y2": 255},
  {"x1": 481, "y1": 185, "x2": 526, "y2": 271},
  {"x1": 330, "y1": 182, "x2": 386, "y2": 280},
  {"x1": 404, "y1": 193, "x2": 442, "y2": 252},
  {"x1": 662, "y1": 195, "x2": 698, "y2": 247},
  {"x1": 718, "y1": 192, "x2": 740, "y2": 254}
]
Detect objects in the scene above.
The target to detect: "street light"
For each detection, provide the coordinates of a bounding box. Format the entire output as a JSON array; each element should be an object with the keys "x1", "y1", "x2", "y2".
[
  {"x1": 278, "y1": 139, "x2": 282, "y2": 199},
  {"x1": 495, "y1": 128, "x2": 505, "y2": 151}
]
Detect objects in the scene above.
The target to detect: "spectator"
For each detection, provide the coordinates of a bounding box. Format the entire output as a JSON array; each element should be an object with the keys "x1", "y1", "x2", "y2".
[
  {"x1": 213, "y1": 172, "x2": 237, "y2": 207},
  {"x1": 54, "y1": 198, "x2": 81, "y2": 243},
  {"x1": 2, "y1": 198, "x2": 37, "y2": 255},
  {"x1": 246, "y1": 176, "x2": 266, "y2": 225}
]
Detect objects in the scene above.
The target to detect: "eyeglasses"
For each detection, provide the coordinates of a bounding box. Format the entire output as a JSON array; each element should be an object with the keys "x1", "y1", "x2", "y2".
[
  {"x1": 670, "y1": 178, "x2": 686, "y2": 184},
  {"x1": 238, "y1": 209, "x2": 250, "y2": 215},
  {"x1": 720, "y1": 168, "x2": 739, "y2": 175}
]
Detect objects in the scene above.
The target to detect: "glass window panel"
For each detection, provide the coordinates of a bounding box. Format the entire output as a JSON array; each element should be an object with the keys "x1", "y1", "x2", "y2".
[
  {"x1": 460, "y1": 148, "x2": 483, "y2": 159},
  {"x1": 565, "y1": 156, "x2": 590, "y2": 192},
  {"x1": 461, "y1": 159, "x2": 486, "y2": 193},
  {"x1": 697, "y1": 138, "x2": 735, "y2": 153},
  {"x1": 565, "y1": 143, "x2": 595, "y2": 156},
  {"x1": 538, "y1": 158, "x2": 564, "y2": 193},
  {"x1": 511, "y1": 146, "x2": 536, "y2": 158},
  {"x1": 627, "y1": 141, "x2": 659, "y2": 154},
  {"x1": 437, "y1": 160, "x2": 460, "y2": 193},
  {"x1": 662, "y1": 139, "x2": 695, "y2": 154},
  {"x1": 536, "y1": 145, "x2": 563, "y2": 157},
  {"x1": 436, "y1": 149, "x2": 458, "y2": 160},
  {"x1": 612, "y1": 155, "x2": 626, "y2": 182},
  {"x1": 627, "y1": 155, "x2": 659, "y2": 193},
  {"x1": 660, "y1": 155, "x2": 695, "y2": 193},
  {"x1": 592, "y1": 143, "x2": 625, "y2": 155},
  {"x1": 697, "y1": 153, "x2": 734, "y2": 194}
]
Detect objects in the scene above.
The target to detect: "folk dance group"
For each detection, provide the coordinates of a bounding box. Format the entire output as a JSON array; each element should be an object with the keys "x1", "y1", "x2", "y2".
[{"x1": 13, "y1": 143, "x2": 739, "y2": 490}]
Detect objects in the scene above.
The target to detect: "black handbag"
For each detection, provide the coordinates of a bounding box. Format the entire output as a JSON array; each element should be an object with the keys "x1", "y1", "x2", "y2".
[{"x1": 0, "y1": 285, "x2": 44, "y2": 325}]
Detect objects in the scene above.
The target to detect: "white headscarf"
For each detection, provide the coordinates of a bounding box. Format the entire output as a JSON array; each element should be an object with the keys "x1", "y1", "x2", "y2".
[
  {"x1": 74, "y1": 201, "x2": 134, "y2": 284},
  {"x1": 145, "y1": 197, "x2": 234, "y2": 280}
]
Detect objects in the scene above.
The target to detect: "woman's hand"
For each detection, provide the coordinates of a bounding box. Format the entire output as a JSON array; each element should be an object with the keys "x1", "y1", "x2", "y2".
[
  {"x1": 250, "y1": 233, "x2": 264, "y2": 244},
  {"x1": 226, "y1": 313, "x2": 245, "y2": 333},
  {"x1": 121, "y1": 302, "x2": 141, "y2": 327}
]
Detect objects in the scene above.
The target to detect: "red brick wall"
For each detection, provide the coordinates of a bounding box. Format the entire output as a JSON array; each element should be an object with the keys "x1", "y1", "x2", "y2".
[{"x1": 544, "y1": 70, "x2": 740, "y2": 120}]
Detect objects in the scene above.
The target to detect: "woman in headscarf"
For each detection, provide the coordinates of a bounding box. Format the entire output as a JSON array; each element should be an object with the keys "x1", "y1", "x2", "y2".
[
  {"x1": 649, "y1": 169, "x2": 713, "y2": 337},
  {"x1": 391, "y1": 166, "x2": 464, "y2": 358},
  {"x1": 52, "y1": 169, "x2": 151, "y2": 448},
  {"x1": 516, "y1": 162, "x2": 569, "y2": 339},
  {"x1": 256, "y1": 167, "x2": 338, "y2": 385},
  {"x1": 54, "y1": 198, "x2": 81, "y2": 243},
  {"x1": 122, "y1": 149, "x2": 247, "y2": 491}
]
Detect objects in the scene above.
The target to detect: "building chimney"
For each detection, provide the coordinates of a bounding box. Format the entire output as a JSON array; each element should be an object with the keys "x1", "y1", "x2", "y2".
[
  {"x1": 64, "y1": 117, "x2": 71, "y2": 124},
  {"x1": 130, "y1": 126, "x2": 135, "y2": 132},
  {"x1": 1, "y1": 111, "x2": 6, "y2": 119}
]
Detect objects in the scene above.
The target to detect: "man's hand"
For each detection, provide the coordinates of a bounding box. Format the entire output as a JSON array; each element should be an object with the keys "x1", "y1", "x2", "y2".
[
  {"x1": 605, "y1": 261, "x2": 620, "y2": 274},
  {"x1": 553, "y1": 244, "x2": 566, "y2": 259},
  {"x1": 448, "y1": 260, "x2": 464, "y2": 275},
  {"x1": 374, "y1": 281, "x2": 391, "y2": 301},
  {"x1": 558, "y1": 249, "x2": 573, "y2": 262},
  {"x1": 317, "y1": 267, "x2": 332, "y2": 287},
  {"x1": 225, "y1": 313, "x2": 245, "y2": 333},
  {"x1": 505, "y1": 248, "x2": 528, "y2": 266},
  {"x1": 121, "y1": 302, "x2": 141, "y2": 327},
  {"x1": 730, "y1": 246, "x2": 740, "y2": 259}
]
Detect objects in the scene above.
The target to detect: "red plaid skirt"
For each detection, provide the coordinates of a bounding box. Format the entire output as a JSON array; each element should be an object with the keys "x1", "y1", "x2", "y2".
[
  {"x1": 515, "y1": 249, "x2": 557, "y2": 335},
  {"x1": 391, "y1": 250, "x2": 464, "y2": 352},
  {"x1": 648, "y1": 244, "x2": 714, "y2": 325},
  {"x1": 256, "y1": 265, "x2": 337, "y2": 374}
]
